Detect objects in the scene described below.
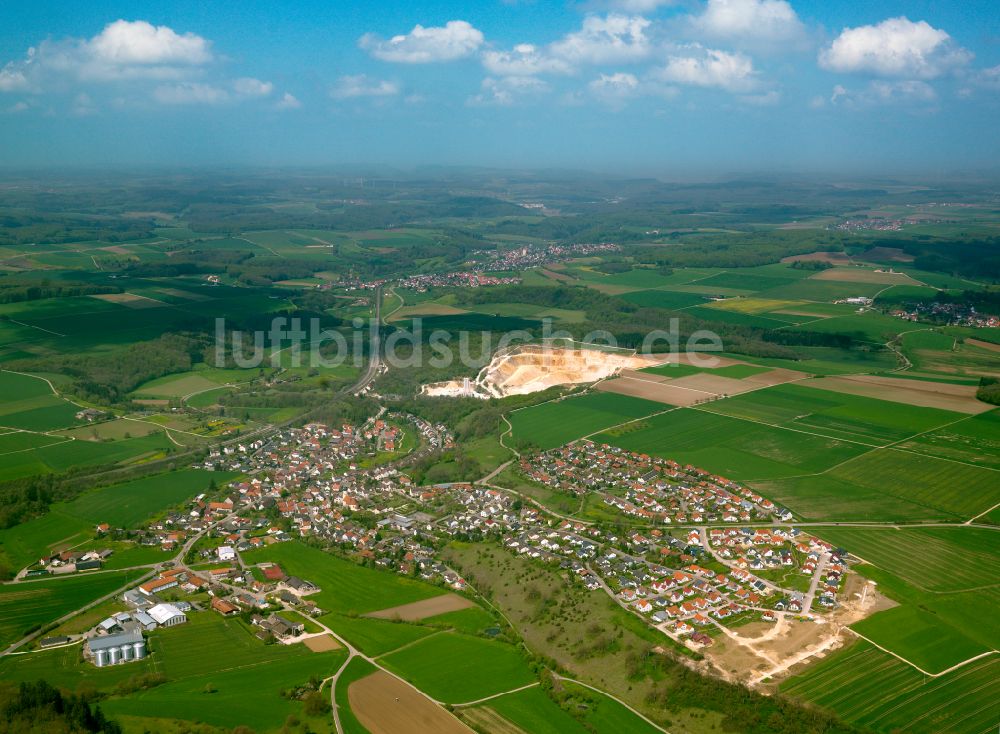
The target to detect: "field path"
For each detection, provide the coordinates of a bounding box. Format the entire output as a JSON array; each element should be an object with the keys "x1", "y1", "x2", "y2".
[
  {"x1": 550, "y1": 674, "x2": 671, "y2": 734},
  {"x1": 450, "y1": 681, "x2": 540, "y2": 707},
  {"x1": 846, "y1": 630, "x2": 997, "y2": 678}
]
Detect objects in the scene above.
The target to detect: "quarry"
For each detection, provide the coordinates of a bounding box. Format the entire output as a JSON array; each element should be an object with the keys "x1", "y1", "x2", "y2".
[{"x1": 421, "y1": 343, "x2": 658, "y2": 399}]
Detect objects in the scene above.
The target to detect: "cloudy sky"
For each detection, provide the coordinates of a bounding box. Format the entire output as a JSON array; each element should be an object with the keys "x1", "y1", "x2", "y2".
[{"x1": 1, "y1": 0, "x2": 999, "y2": 173}]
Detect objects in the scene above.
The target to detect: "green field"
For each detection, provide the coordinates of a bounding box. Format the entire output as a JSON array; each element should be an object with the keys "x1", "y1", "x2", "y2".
[
  {"x1": 242, "y1": 541, "x2": 445, "y2": 615},
  {"x1": 897, "y1": 410, "x2": 1000, "y2": 469},
  {"x1": 814, "y1": 527, "x2": 1000, "y2": 593},
  {"x1": 810, "y1": 526, "x2": 999, "y2": 672},
  {"x1": 594, "y1": 407, "x2": 867, "y2": 482},
  {"x1": 381, "y1": 631, "x2": 536, "y2": 703},
  {"x1": 0, "y1": 569, "x2": 147, "y2": 647},
  {"x1": 827, "y1": 449, "x2": 1000, "y2": 520},
  {"x1": 326, "y1": 614, "x2": 437, "y2": 656},
  {"x1": 59, "y1": 468, "x2": 238, "y2": 528},
  {"x1": 470, "y1": 682, "x2": 664, "y2": 734},
  {"x1": 0, "y1": 510, "x2": 93, "y2": 573},
  {"x1": 1, "y1": 612, "x2": 345, "y2": 732},
  {"x1": 703, "y1": 381, "x2": 962, "y2": 444},
  {"x1": 509, "y1": 392, "x2": 664, "y2": 450},
  {"x1": 0, "y1": 469, "x2": 236, "y2": 573},
  {"x1": 850, "y1": 605, "x2": 989, "y2": 673},
  {"x1": 781, "y1": 641, "x2": 1000, "y2": 734}
]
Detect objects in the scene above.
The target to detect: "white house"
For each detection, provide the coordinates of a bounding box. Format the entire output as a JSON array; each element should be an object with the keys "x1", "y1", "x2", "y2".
[{"x1": 217, "y1": 545, "x2": 236, "y2": 562}]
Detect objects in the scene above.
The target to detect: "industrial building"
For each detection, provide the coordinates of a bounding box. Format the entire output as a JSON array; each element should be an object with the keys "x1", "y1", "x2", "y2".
[
  {"x1": 87, "y1": 630, "x2": 146, "y2": 667},
  {"x1": 148, "y1": 603, "x2": 187, "y2": 627}
]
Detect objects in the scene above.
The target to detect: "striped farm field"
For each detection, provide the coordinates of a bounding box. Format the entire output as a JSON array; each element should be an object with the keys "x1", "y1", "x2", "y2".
[
  {"x1": 595, "y1": 407, "x2": 868, "y2": 482},
  {"x1": 812, "y1": 527, "x2": 1000, "y2": 593},
  {"x1": 509, "y1": 392, "x2": 664, "y2": 450},
  {"x1": 827, "y1": 449, "x2": 1000, "y2": 520},
  {"x1": 702, "y1": 382, "x2": 963, "y2": 445},
  {"x1": 781, "y1": 641, "x2": 1000, "y2": 734}
]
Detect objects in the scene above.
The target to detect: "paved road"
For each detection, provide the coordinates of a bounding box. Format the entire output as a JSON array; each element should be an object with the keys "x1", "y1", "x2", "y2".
[
  {"x1": 345, "y1": 286, "x2": 382, "y2": 395},
  {"x1": 803, "y1": 552, "x2": 831, "y2": 613}
]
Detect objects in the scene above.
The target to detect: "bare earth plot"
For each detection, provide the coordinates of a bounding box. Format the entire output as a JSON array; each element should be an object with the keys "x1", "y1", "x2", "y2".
[
  {"x1": 965, "y1": 338, "x2": 1000, "y2": 353},
  {"x1": 799, "y1": 374, "x2": 992, "y2": 414},
  {"x1": 808, "y1": 269, "x2": 923, "y2": 285},
  {"x1": 303, "y1": 634, "x2": 342, "y2": 652},
  {"x1": 367, "y1": 593, "x2": 474, "y2": 621},
  {"x1": 459, "y1": 706, "x2": 530, "y2": 734},
  {"x1": 780, "y1": 251, "x2": 852, "y2": 265},
  {"x1": 596, "y1": 366, "x2": 808, "y2": 406},
  {"x1": 89, "y1": 292, "x2": 167, "y2": 309},
  {"x1": 348, "y1": 670, "x2": 474, "y2": 734}
]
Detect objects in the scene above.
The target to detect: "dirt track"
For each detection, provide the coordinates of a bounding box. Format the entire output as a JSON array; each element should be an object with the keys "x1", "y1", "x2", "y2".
[{"x1": 348, "y1": 671, "x2": 473, "y2": 734}]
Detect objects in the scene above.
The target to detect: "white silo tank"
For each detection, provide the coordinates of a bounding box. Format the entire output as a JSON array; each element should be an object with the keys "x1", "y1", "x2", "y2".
[
  {"x1": 120, "y1": 644, "x2": 132, "y2": 661},
  {"x1": 109, "y1": 647, "x2": 121, "y2": 665},
  {"x1": 94, "y1": 648, "x2": 108, "y2": 667},
  {"x1": 133, "y1": 641, "x2": 146, "y2": 659}
]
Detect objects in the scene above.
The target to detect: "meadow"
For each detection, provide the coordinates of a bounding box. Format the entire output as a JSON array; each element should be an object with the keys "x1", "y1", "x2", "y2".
[
  {"x1": 781, "y1": 641, "x2": 1000, "y2": 734},
  {"x1": 380, "y1": 630, "x2": 536, "y2": 703},
  {"x1": 509, "y1": 392, "x2": 664, "y2": 450},
  {"x1": 242, "y1": 541, "x2": 445, "y2": 616}
]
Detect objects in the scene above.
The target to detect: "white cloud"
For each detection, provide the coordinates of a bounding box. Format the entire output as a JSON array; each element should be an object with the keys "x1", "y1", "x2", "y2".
[
  {"x1": 819, "y1": 17, "x2": 971, "y2": 78},
  {"x1": 482, "y1": 44, "x2": 572, "y2": 76},
  {"x1": 0, "y1": 64, "x2": 29, "y2": 92},
  {"x1": 233, "y1": 77, "x2": 273, "y2": 97},
  {"x1": 588, "y1": 72, "x2": 640, "y2": 107},
  {"x1": 6, "y1": 100, "x2": 30, "y2": 113},
  {"x1": 550, "y1": 14, "x2": 652, "y2": 65},
  {"x1": 739, "y1": 89, "x2": 781, "y2": 105},
  {"x1": 0, "y1": 19, "x2": 215, "y2": 94},
  {"x1": 654, "y1": 46, "x2": 758, "y2": 92},
  {"x1": 601, "y1": 0, "x2": 676, "y2": 11},
  {"x1": 468, "y1": 75, "x2": 549, "y2": 106},
  {"x1": 830, "y1": 80, "x2": 937, "y2": 108},
  {"x1": 87, "y1": 20, "x2": 212, "y2": 66},
  {"x1": 691, "y1": 0, "x2": 807, "y2": 49},
  {"x1": 276, "y1": 92, "x2": 301, "y2": 109},
  {"x1": 360, "y1": 20, "x2": 483, "y2": 63},
  {"x1": 331, "y1": 74, "x2": 400, "y2": 99},
  {"x1": 71, "y1": 92, "x2": 97, "y2": 116},
  {"x1": 153, "y1": 82, "x2": 229, "y2": 105}
]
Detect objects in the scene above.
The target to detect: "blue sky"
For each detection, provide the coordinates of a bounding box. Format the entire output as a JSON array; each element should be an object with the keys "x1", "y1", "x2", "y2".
[{"x1": 1, "y1": 0, "x2": 999, "y2": 173}]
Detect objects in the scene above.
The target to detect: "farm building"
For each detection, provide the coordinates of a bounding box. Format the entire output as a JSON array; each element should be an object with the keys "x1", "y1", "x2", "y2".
[
  {"x1": 147, "y1": 603, "x2": 187, "y2": 627},
  {"x1": 87, "y1": 630, "x2": 147, "y2": 667},
  {"x1": 139, "y1": 577, "x2": 178, "y2": 596}
]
